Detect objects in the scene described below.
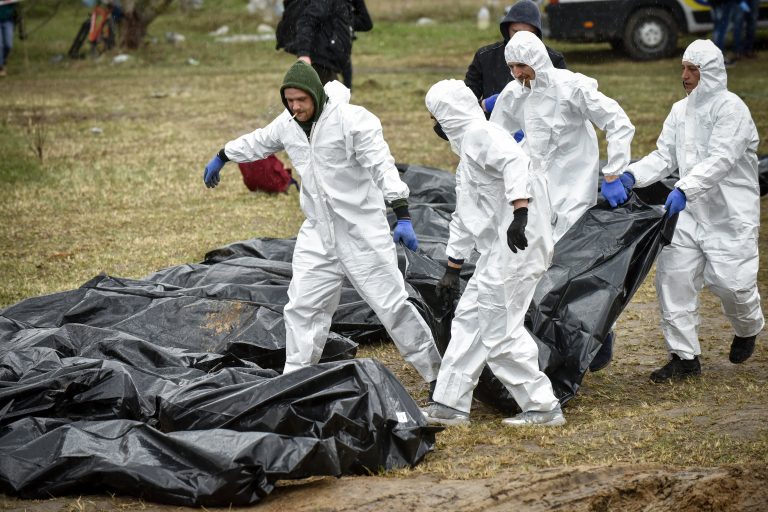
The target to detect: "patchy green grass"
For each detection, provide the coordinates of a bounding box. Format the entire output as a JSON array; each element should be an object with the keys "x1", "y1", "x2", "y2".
[{"x1": 1, "y1": 0, "x2": 767, "y2": 493}]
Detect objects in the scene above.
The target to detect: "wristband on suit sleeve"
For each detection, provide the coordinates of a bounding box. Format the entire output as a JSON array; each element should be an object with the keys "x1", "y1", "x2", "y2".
[
  {"x1": 217, "y1": 148, "x2": 230, "y2": 162},
  {"x1": 392, "y1": 198, "x2": 410, "y2": 220}
]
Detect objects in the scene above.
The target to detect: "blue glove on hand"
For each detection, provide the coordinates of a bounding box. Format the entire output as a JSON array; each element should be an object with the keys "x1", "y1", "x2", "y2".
[
  {"x1": 601, "y1": 177, "x2": 628, "y2": 208},
  {"x1": 393, "y1": 219, "x2": 419, "y2": 251},
  {"x1": 664, "y1": 188, "x2": 686, "y2": 217},
  {"x1": 619, "y1": 172, "x2": 635, "y2": 191},
  {"x1": 203, "y1": 155, "x2": 225, "y2": 188},
  {"x1": 513, "y1": 129, "x2": 525, "y2": 143},
  {"x1": 483, "y1": 93, "x2": 499, "y2": 113}
]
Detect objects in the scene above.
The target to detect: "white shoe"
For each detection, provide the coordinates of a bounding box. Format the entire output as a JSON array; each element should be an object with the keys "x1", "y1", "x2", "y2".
[
  {"x1": 420, "y1": 403, "x2": 470, "y2": 426},
  {"x1": 502, "y1": 406, "x2": 566, "y2": 427}
]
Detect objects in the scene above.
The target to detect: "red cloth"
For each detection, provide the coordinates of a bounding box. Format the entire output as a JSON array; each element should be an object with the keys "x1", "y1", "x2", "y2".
[{"x1": 237, "y1": 156, "x2": 296, "y2": 193}]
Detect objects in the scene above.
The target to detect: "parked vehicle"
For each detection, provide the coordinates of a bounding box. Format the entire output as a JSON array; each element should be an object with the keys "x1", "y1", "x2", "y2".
[{"x1": 544, "y1": 0, "x2": 768, "y2": 60}]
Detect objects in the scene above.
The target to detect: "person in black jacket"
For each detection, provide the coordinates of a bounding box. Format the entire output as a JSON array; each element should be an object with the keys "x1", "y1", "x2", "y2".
[
  {"x1": 276, "y1": 0, "x2": 371, "y2": 87},
  {"x1": 341, "y1": 0, "x2": 372, "y2": 89},
  {"x1": 465, "y1": 0, "x2": 566, "y2": 116}
]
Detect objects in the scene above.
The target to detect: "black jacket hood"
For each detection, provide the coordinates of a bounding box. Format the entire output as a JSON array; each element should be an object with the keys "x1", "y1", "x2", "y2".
[{"x1": 500, "y1": 0, "x2": 543, "y2": 41}]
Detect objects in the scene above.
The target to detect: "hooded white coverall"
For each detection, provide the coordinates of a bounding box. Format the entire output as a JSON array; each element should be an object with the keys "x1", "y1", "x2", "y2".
[
  {"x1": 490, "y1": 31, "x2": 635, "y2": 242},
  {"x1": 426, "y1": 79, "x2": 560, "y2": 414},
  {"x1": 627, "y1": 40, "x2": 764, "y2": 359},
  {"x1": 223, "y1": 81, "x2": 442, "y2": 380}
]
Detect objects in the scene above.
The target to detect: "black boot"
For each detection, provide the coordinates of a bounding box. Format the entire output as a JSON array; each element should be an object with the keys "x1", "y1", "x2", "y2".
[
  {"x1": 729, "y1": 335, "x2": 756, "y2": 364},
  {"x1": 650, "y1": 354, "x2": 701, "y2": 383}
]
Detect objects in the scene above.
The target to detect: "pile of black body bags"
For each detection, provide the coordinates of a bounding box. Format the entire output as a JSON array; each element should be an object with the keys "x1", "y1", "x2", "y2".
[{"x1": 0, "y1": 163, "x2": 680, "y2": 505}]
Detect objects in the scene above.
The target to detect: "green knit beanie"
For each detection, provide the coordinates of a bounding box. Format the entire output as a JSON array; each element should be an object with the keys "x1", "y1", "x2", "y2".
[{"x1": 280, "y1": 61, "x2": 327, "y2": 124}]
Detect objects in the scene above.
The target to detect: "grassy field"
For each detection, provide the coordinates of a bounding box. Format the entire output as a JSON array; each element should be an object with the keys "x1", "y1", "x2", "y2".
[{"x1": 1, "y1": 0, "x2": 768, "y2": 509}]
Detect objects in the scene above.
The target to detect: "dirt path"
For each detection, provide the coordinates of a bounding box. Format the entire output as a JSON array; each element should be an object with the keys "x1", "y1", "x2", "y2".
[
  {"x1": 258, "y1": 464, "x2": 768, "y2": 512},
  {"x1": 3, "y1": 464, "x2": 765, "y2": 511}
]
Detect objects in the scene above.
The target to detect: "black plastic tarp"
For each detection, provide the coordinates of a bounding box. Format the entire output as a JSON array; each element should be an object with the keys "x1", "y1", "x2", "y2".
[
  {"x1": 0, "y1": 274, "x2": 439, "y2": 504},
  {"x1": 474, "y1": 194, "x2": 675, "y2": 411},
  {"x1": 0, "y1": 358, "x2": 434, "y2": 506},
  {"x1": 0, "y1": 162, "x2": 678, "y2": 504}
]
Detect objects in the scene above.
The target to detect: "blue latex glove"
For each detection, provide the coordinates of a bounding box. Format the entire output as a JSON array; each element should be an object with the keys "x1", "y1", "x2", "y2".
[
  {"x1": 619, "y1": 172, "x2": 635, "y2": 191},
  {"x1": 601, "y1": 177, "x2": 628, "y2": 208},
  {"x1": 513, "y1": 129, "x2": 525, "y2": 143},
  {"x1": 483, "y1": 93, "x2": 499, "y2": 113},
  {"x1": 203, "y1": 155, "x2": 225, "y2": 188},
  {"x1": 664, "y1": 188, "x2": 686, "y2": 217},
  {"x1": 393, "y1": 219, "x2": 419, "y2": 251}
]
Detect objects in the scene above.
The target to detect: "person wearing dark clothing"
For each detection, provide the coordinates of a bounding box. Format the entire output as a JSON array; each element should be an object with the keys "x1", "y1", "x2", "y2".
[
  {"x1": 709, "y1": 0, "x2": 741, "y2": 60},
  {"x1": 0, "y1": 1, "x2": 23, "y2": 77},
  {"x1": 341, "y1": 0, "x2": 372, "y2": 89},
  {"x1": 277, "y1": 0, "x2": 371, "y2": 86},
  {"x1": 741, "y1": 0, "x2": 759, "y2": 58},
  {"x1": 464, "y1": 0, "x2": 566, "y2": 114}
]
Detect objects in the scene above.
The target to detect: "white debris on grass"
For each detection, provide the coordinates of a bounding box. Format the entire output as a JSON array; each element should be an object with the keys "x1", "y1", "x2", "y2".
[
  {"x1": 112, "y1": 54, "x2": 130, "y2": 64},
  {"x1": 215, "y1": 34, "x2": 275, "y2": 43},
  {"x1": 209, "y1": 25, "x2": 229, "y2": 37},
  {"x1": 416, "y1": 17, "x2": 436, "y2": 26},
  {"x1": 166, "y1": 32, "x2": 186, "y2": 44}
]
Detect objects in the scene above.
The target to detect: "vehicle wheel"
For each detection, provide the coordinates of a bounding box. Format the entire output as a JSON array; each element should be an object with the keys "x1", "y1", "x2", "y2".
[{"x1": 623, "y1": 8, "x2": 678, "y2": 60}]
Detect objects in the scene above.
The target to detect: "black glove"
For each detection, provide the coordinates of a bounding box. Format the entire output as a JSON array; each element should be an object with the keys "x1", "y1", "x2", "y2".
[
  {"x1": 436, "y1": 264, "x2": 462, "y2": 310},
  {"x1": 506, "y1": 207, "x2": 528, "y2": 253}
]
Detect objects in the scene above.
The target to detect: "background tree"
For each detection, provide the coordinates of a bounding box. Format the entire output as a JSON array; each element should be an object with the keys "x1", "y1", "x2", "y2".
[{"x1": 119, "y1": 0, "x2": 174, "y2": 49}]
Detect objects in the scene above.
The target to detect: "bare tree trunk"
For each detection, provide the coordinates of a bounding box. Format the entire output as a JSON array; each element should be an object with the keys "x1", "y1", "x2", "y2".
[{"x1": 119, "y1": 0, "x2": 175, "y2": 50}]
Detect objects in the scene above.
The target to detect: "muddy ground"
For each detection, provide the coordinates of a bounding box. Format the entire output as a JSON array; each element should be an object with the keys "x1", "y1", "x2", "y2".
[{"x1": 3, "y1": 464, "x2": 766, "y2": 512}]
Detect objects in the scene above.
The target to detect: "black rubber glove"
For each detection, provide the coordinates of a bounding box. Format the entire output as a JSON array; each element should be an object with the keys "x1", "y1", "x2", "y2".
[
  {"x1": 506, "y1": 207, "x2": 528, "y2": 253},
  {"x1": 436, "y1": 265, "x2": 462, "y2": 310}
]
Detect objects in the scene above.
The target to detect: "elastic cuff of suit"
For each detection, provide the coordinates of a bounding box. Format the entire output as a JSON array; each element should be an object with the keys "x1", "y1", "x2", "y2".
[
  {"x1": 217, "y1": 148, "x2": 230, "y2": 162},
  {"x1": 393, "y1": 204, "x2": 410, "y2": 220}
]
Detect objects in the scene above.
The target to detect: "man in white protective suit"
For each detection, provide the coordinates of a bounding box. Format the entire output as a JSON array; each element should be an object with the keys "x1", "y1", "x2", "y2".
[
  {"x1": 610, "y1": 39, "x2": 764, "y2": 382},
  {"x1": 201, "y1": 61, "x2": 442, "y2": 387},
  {"x1": 490, "y1": 30, "x2": 636, "y2": 242},
  {"x1": 421, "y1": 79, "x2": 565, "y2": 427},
  {"x1": 481, "y1": 30, "x2": 636, "y2": 373}
]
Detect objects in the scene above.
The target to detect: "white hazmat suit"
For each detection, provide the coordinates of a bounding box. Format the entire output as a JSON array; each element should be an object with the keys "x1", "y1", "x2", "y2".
[
  {"x1": 627, "y1": 39, "x2": 764, "y2": 359},
  {"x1": 224, "y1": 80, "x2": 442, "y2": 381},
  {"x1": 490, "y1": 31, "x2": 635, "y2": 241},
  {"x1": 426, "y1": 79, "x2": 560, "y2": 414}
]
